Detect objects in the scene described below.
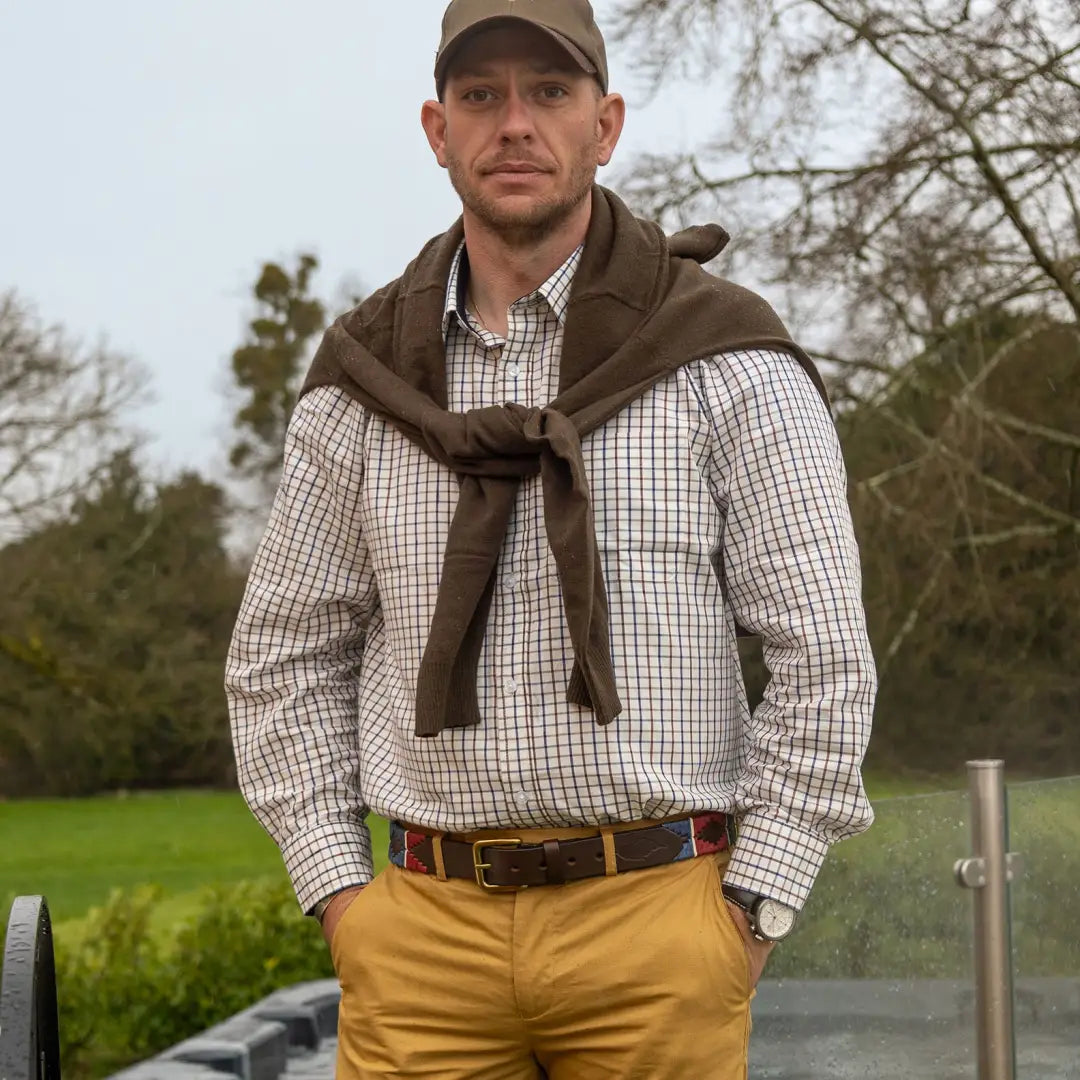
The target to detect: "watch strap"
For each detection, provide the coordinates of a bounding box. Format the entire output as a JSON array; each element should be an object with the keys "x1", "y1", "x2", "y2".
[{"x1": 721, "y1": 883, "x2": 761, "y2": 915}]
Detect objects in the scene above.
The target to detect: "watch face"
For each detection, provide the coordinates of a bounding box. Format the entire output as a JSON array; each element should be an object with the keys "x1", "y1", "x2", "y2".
[{"x1": 757, "y1": 899, "x2": 796, "y2": 940}]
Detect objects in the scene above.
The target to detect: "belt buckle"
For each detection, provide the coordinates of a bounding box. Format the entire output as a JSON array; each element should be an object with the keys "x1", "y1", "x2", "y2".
[{"x1": 472, "y1": 838, "x2": 526, "y2": 892}]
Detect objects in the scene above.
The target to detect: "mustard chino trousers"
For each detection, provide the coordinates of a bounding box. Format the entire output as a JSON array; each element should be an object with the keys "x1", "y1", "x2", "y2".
[{"x1": 330, "y1": 822, "x2": 754, "y2": 1079}]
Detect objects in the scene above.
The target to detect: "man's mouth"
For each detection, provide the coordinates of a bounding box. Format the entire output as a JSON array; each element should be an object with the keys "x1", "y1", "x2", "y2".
[{"x1": 488, "y1": 163, "x2": 547, "y2": 174}]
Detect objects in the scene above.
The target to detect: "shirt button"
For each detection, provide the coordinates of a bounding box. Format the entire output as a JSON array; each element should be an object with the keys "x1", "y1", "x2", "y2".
[
  {"x1": 504, "y1": 677, "x2": 519, "y2": 695},
  {"x1": 507, "y1": 362, "x2": 521, "y2": 378},
  {"x1": 504, "y1": 572, "x2": 520, "y2": 590},
  {"x1": 514, "y1": 790, "x2": 531, "y2": 807}
]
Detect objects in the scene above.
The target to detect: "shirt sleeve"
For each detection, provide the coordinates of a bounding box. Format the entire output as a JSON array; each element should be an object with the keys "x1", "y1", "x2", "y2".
[
  {"x1": 225, "y1": 385, "x2": 378, "y2": 913},
  {"x1": 691, "y1": 348, "x2": 877, "y2": 911}
]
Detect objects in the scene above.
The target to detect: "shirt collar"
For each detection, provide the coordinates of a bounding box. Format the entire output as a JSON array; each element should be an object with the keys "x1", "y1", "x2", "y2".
[{"x1": 441, "y1": 241, "x2": 583, "y2": 340}]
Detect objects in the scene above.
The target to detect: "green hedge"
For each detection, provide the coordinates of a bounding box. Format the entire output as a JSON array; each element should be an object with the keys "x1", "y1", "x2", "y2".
[{"x1": 55, "y1": 881, "x2": 331, "y2": 1079}]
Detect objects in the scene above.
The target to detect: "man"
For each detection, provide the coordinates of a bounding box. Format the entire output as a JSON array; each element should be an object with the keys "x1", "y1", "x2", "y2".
[{"x1": 226, "y1": 0, "x2": 876, "y2": 1076}]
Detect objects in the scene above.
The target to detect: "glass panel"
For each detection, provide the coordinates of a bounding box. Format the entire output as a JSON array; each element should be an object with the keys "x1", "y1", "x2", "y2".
[
  {"x1": 751, "y1": 787, "x2": 978, "y2": 1078},
  {"x1": 1006, "y1": 775, "x2": 1080, "y2": 1078}
]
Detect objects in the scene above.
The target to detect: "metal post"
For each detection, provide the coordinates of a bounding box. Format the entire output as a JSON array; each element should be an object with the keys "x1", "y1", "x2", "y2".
[{"x1": 953, "y1": 760, "x2": 1019, "y2": 1080}]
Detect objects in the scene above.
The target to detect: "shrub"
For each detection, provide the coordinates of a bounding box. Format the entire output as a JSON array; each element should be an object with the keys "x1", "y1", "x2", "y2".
[{"x1": 55, "y1": 879, "x2": 332, "y2": 1079}]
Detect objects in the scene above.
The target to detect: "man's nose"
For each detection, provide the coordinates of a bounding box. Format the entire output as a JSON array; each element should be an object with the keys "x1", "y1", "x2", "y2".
[{"x1": 496, "y1": 88, "x2": 535, "y2": 142}]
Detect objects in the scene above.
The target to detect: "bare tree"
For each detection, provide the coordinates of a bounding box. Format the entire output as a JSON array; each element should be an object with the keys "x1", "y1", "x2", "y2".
[
  {"x1": 612, "y1": 0, "x2": 1080, "y2": 363},
  {"x1": 0, "y1": 291, "x2": 148, "y2": 542},
  {"x1": 611, "y1": 0, "x2": 1080, "y2": 766},
  {"x1": 611, "y1": 0, "x2": 1080, "y2": 535}
]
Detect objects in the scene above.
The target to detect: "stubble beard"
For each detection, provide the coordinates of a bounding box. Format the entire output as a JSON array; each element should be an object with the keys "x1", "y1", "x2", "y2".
[{"x1": 447, "y1": 149, "x2": 597, "y2": 250}]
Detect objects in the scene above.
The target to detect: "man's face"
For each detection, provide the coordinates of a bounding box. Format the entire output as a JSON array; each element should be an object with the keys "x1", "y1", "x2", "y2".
[{"x1": 423, "y1": 23, "x2": 623, "y2": 245}]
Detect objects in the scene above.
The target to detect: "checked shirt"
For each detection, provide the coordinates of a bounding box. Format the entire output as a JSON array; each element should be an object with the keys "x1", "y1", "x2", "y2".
[{"x1": 225, "y1": 243, "x2": 876, "y2": 914}]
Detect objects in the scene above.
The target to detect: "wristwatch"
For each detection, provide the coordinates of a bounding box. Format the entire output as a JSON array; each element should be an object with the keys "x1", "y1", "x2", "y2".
[{"x1": 721, "y1": 884, "x2": 798, "y2": 943}]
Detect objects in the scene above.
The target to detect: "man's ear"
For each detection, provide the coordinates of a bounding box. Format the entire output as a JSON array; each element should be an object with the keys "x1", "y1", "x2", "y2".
[
  {"x1": 596, "y1": 92, "x2": 626, "y2": 168},
  {"x1": 421, "y1": 100, "x2": 449, "y2": 169}
]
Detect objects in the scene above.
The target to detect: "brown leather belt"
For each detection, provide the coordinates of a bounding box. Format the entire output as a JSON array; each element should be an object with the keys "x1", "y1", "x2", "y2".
[{"x1": 388, "y1": 812, "x2": 736, "y2": 891}]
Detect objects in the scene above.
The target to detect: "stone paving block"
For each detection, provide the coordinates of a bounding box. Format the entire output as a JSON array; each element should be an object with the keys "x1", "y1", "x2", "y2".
[
  {"x1": 159, "y1": 1015, "x2": 290, "y2": 1080},
  {"x1": 108, "y1": 1061, "x2": 227, "y2": 1080},
  {"x1": 279, "y1": 1043, "x2": 338, "y2": 1080},
  {"x1": 245, "y1": 1002, "x2": 320, "y2": 1052},
  {"x1": 248, "y1": 979, "x2": 340, "y2": 1045}
]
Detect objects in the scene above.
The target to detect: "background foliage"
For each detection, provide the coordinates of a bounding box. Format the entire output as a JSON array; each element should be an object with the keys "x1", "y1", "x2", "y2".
[{"x1": 0, "y1": 452, "x2": 243, "y2": 796}]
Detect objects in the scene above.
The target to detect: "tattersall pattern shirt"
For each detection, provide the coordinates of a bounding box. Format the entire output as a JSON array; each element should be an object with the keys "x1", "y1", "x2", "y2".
[{"x1": 226, "y1": 243, "x2": 876, "y2": 915}]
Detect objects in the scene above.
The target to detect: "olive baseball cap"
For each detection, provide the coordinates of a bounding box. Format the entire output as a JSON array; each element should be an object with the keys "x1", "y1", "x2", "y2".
[{"x1": 435, "y1": 0, "x2": 609, "y2": 99}]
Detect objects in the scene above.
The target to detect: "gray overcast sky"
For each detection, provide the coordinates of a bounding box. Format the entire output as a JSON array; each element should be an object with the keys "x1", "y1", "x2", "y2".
[{"x1": 1, "y1": 1, "x2": 718, "y2": 480}]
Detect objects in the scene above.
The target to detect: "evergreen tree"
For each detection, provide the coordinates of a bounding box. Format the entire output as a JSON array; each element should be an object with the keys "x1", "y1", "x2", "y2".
[
  {"x1": 0, "y1": 453, "x2": 245, "y2": 796},
  {"x1": 228, "y1": 255, "x2": 326, "y2": 503}
]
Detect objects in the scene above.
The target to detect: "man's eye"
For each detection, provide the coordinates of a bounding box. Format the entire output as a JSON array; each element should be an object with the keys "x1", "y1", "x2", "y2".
[
  {"x1": 464, "y1": 88, "x2": 494, "y2": 102},
  {"x1": 540, "y1": 86, "x2": 569, "y2": 99}
]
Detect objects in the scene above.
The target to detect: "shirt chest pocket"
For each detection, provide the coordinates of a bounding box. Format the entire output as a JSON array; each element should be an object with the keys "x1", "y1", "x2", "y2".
[{"x1": 584, "y1": 404, "x2": 722, "y2": 560}]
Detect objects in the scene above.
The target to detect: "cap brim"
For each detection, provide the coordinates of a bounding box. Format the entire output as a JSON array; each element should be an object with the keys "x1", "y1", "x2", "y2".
[{"x1": 435, "y1": 16, "x2": 597, "y2": 97}]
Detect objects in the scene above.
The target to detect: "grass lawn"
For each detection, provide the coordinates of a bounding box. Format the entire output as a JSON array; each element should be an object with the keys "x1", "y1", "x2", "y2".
[
  {"x1": 862, "y1": 768, "x2": 967, "y2": 800},
  {"x1": 5, "y1": 774, "x2": 1077, "y2": 976},
  {"x1": 1, "y1": 769, "x2": 1015, "y2": 937},
  {"x1": 5, "y1": 773, "x2": 942, "y2": 929},
  {"x1": 1, "y1": 790, "x2": 390, "y2": 928},
  {"x1": 5, "y1": 773, "x2": 1076, "y2": 1022}
]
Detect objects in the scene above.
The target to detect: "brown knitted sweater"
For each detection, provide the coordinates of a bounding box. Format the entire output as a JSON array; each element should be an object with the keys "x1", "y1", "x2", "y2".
[{"x1": 301, "y1": 186, "x2": 826, "y2": 738}]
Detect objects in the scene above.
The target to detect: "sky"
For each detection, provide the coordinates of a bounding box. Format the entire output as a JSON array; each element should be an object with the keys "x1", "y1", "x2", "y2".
[{"x1": 0, "y1": 0, "x2": 722, "y2": 482}]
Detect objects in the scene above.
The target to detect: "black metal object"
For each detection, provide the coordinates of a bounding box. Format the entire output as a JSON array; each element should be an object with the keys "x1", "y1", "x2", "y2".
[{"x1": 0, "y1": 896, "x2": 61, "y2": 1080}]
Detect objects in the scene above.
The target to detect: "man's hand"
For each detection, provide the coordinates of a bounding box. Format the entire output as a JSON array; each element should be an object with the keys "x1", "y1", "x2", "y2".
[
  {"x1": 725, "y1": 901, "x2": 775, "y2": 989},
  {"x1": 320, "y1": 885, "x2": 367, "y2": 947}
]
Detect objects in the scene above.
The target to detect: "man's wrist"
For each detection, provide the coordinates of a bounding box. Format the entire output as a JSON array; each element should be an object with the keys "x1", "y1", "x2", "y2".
[{"x1": 311, "y1": 884, "x2": 366, "y2": 923}]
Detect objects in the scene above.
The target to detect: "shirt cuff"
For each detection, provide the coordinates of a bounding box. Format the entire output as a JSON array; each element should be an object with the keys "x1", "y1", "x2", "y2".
[
  {"x1": 723, "y1": 811, "x2": 831, "y2": 912},
  {"x1": 279, "y1": 820, "x2": 375, "y2": 914}
]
